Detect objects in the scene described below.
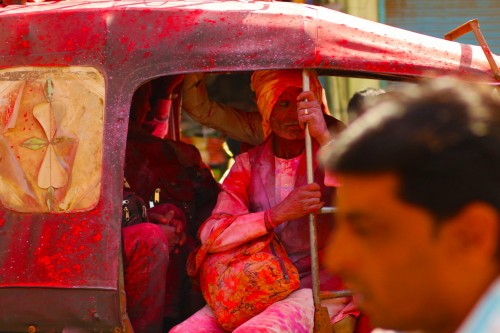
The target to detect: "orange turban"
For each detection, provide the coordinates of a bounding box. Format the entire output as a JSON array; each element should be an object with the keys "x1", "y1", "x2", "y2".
[{"x1": 251, "y1": 69, "x2": 323, "y2": 139}]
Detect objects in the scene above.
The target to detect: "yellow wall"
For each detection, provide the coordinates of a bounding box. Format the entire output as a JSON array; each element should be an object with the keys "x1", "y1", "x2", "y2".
[{"x1": 323, "y1": 0, "x2": 381, "y2": 123}]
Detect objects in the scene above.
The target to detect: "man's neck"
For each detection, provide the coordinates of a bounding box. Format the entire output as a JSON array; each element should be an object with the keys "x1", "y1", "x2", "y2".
[{"x1": 272, "y1": 136, "x2": 304, "y2": 159}]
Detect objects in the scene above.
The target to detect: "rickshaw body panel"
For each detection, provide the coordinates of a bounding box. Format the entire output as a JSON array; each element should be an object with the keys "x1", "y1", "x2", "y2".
[{"x1": 0, "y1": 1, "x2": 498, "y2": 331}]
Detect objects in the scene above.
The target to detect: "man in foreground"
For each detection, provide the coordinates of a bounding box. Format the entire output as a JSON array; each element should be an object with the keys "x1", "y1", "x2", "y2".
[{"x1": 321, "y1": 78, "x2": 500, "y2": 333}]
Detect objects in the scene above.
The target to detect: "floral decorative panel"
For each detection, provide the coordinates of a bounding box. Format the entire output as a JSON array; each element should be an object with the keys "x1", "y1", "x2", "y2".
[{"x1": 0, "y1": 67, "x2": 104, "y2": 213}]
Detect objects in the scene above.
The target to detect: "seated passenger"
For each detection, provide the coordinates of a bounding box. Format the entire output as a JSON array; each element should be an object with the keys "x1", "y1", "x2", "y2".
[
  {"x1": 125, "y1": 81, "x2": 221, "y2": 329},
  {"x1": 122, "y1": 224, "x2": 168, "y2": 333},
  {"x1": 171, "y1": 69, "x2": 359, "y2": 333},
  {"x1": 122, "y1": 177, "x2": 186, "y2": 333},
  {"x1": 122, "y1": 198, "x2": 185, "y2": 333}
]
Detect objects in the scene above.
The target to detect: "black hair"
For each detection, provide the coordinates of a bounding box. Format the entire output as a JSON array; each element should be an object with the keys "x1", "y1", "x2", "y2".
[{"x1": 347, "y1": 87, "x2": 386, "y2": 118}]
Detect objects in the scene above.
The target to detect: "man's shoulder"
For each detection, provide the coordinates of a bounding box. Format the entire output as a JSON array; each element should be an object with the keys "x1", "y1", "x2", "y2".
[{"x1": 456, "y1": 277, "x2": 500, "y2": 333}]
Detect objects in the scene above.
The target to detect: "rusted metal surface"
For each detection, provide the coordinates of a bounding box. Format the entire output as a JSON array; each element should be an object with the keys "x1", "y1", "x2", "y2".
[
  {"x1": 445, "y1": 19, "x2": 500, "y2": 81},
  {"x1": 0, "y1": 0, "x2": 499, "y2": 331},
  {"x1": 320, "y1": 290, "x2": 354, "y2": 300},
  {"x1": 313, "y1": 305, "x2": 332, "y2": 333},
  {"x1": 1, "y1": 288, "x2": 122, "y2": 332}
]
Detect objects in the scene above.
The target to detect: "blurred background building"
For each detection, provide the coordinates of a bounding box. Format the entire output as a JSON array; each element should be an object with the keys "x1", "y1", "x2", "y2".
[{"x1": 302, "y1": 0, "x2": 500, "y2": 122}]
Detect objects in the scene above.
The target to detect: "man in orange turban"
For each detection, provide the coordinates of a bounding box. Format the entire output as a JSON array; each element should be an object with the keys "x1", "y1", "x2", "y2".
[
  {"x1": 251, "y1": 69, "x2": 323, "y2": 139},
  {"x1": 181, "y1": 69, "x2": 344, "y2": 148},
  {"x1": 171, "y1": 69, "x2": 358, "y2": 333}
]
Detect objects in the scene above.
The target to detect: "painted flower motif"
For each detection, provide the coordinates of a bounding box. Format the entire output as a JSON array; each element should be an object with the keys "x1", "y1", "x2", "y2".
[
  {"x1": 21, "y1": 94, "x2": 76, "y2": 210},
  {"x1": 0, "y1": 69, "x2": 103, "y2": 213}
]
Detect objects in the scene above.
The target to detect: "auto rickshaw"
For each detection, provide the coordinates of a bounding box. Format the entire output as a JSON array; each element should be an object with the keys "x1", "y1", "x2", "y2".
[{"x1": 1, "y1": 1, "x2": 499, "y2": 332}]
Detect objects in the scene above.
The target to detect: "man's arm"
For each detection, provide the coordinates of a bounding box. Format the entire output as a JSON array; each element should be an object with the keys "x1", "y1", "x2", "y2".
[
  {"x1": 199, "y1": 152, "x2": 268, "y2": 252},
  {"x1": 182, "y1": 73, "x2": 264, "y2": 146}
]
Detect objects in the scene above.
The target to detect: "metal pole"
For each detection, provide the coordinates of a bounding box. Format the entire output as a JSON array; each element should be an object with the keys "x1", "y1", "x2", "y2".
[{"x1": 303, "y1": 70, "x2": 321, "y2": 308}]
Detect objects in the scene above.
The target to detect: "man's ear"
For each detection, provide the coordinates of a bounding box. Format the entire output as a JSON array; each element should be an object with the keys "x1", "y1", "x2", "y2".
[{"x1": 444, "y1": 202, "x2": 499, "y2": 260}]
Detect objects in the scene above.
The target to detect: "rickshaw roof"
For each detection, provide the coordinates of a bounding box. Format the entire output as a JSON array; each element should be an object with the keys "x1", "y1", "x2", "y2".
[{"x1": 1, "y1": 0, "x2": 499, "y2": 86}]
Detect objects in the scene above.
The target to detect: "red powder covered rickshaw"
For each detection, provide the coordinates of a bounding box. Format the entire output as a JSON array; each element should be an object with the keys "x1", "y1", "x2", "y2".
[{"x1": 0, "y1": 1, "x2": 499, "y2": 332}]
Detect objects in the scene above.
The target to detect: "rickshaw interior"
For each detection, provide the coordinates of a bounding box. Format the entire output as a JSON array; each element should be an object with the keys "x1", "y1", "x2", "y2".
[
  {"x1": 121, "y1": 69, "x2": 391, "y2": 331},
  {"x1": 127, "y1": 70, "x2": 414, "y2": 176},
  {"x1": 123, "y1": 65, "x2": 498, "y2": 331}
]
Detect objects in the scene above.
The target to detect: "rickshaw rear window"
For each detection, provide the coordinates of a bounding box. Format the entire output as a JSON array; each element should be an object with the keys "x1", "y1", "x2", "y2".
[{"x1": 0, "y1": 67, "x2": 104, "y2": 213}]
